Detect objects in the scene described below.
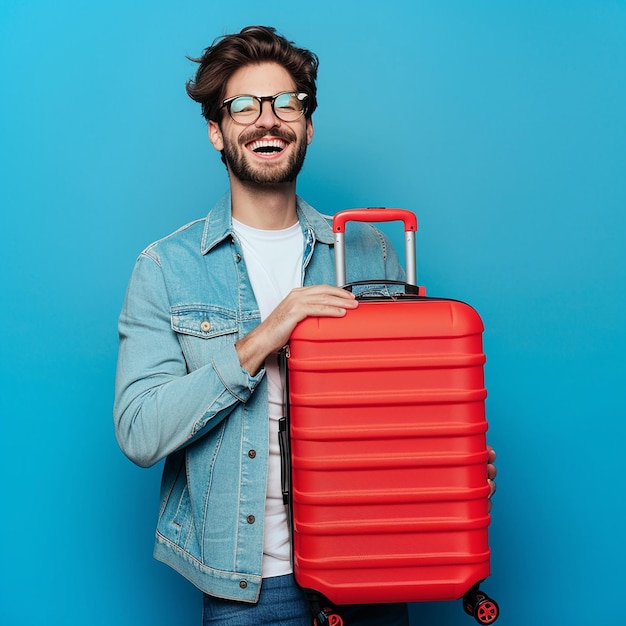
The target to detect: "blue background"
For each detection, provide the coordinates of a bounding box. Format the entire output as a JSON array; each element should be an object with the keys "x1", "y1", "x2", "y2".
[{"x1": 1, "y1": 1, "x2": 625, "y2": 624}]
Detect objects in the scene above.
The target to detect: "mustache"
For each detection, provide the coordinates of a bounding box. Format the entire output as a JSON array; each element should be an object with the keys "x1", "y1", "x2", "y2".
[{"x1": 239, "y1": 127, "x2": 296, "y2": 145}]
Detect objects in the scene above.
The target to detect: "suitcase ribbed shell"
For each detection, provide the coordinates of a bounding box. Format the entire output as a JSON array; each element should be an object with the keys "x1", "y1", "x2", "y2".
[{"x1": 286, "y1": 297, "x2": 491, "y2": 605}]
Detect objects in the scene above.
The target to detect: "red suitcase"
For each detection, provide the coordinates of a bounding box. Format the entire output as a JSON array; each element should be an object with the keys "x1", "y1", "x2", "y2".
[{"x1": 280, "y1": 208, "x2": 499, "y2": 625}]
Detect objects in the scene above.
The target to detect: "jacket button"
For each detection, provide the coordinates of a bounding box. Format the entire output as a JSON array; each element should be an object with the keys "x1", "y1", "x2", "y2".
[
  {"x1": 236, "y1": 254, "x2": 242, "y2": 262},
  {"x1": 200, "y1": 321, "x2": 211, "y2": 332},
  {"x1": 239, "y1": 580, "x2": 247, "y2": 589},
  {"x1": 247, "y1": 515, "x2": 255, "y2": 524},
  {"x1": 248, "y1": 449, "x2": 256, "y2": 459}
]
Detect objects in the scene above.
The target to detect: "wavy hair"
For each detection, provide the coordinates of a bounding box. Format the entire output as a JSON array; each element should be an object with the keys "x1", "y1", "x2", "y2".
[{"x1": 186, "y1": 26, "x2": 319, "y2": 123}]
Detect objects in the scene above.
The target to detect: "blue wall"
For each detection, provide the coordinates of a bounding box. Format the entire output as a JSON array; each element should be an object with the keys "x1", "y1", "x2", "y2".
[{"x1": 1, "y1": 1, "x2": 625, "y2": 624}]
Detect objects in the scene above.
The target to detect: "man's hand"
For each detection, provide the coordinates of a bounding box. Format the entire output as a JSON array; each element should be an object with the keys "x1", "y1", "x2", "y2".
[
  {"x1": 487, "y1": 445, "x2": 497, "y2": 512},
  {"x1": 236, "y1": 285, "x2": 358, "y2": 375}
]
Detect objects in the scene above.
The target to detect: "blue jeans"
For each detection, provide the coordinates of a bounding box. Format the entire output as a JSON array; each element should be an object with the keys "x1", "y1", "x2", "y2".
[{"x1": 202, "y1": 574, "x2": 410, "y2": 625}]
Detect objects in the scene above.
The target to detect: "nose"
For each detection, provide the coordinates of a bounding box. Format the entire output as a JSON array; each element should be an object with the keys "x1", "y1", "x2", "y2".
[{"x1": 255, "y1": 99, "x2": 281, "y2": 128}]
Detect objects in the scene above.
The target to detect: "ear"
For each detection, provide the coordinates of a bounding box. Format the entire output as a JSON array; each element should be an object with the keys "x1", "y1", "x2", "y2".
[
  {"x1": 208, "y1": 120, "x2": 224, "y2": 151},
  {"x1": 306, "y1": 117, "x2": 314, "y2": 145}
]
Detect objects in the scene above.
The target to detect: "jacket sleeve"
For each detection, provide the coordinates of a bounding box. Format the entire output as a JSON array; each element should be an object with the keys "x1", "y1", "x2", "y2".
[
  {"x1": 346, "y1": 224, "x2": 407, "y2": 284},
  {"x1": 113, "y1": 252, "x2": 264, "y2": 468}
]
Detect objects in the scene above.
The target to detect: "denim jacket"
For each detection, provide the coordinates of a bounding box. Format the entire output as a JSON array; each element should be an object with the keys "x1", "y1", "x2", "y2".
[{"x1": 114, "y1": 193, "x2": 405, "y2": 602}]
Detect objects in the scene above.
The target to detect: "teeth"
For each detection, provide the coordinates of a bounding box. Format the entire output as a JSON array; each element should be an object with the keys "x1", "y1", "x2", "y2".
[{"x1": 250, "y1": 139, "x2": 285, "y2": 153}]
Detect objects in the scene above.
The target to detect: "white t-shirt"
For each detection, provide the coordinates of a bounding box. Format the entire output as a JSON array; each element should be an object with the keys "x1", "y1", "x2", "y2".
[{"x1": 232, "y1": 218, "x2": 304, "y2": 578}]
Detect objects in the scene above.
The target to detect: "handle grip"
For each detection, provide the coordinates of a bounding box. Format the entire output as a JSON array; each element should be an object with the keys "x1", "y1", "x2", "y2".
[
  {"x1": 332, "y1": 207, "x2": 418, "y2": 287},
  {"x1": 333, "y1": 207, "x2": 417, "y2": 233}
]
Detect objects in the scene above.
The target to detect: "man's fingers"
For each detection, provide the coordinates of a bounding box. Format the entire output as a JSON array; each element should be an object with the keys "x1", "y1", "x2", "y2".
[{"x1": 284, "y1": 286, "x2": 358, "y2": 318}]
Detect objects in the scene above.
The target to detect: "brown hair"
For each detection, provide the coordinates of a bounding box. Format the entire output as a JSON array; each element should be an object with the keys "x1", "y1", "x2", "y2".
[{"x1": 186, "y1": 26, "x2": 319, "y2": 123}]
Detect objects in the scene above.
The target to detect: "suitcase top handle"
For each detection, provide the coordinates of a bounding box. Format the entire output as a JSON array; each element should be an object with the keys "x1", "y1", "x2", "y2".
[
  {"x1": 333, "y1": 208, "x2": 417, "y2": 233},
  {"x1": 332, "y1": 208, "x2": 418, "y2": 288}
]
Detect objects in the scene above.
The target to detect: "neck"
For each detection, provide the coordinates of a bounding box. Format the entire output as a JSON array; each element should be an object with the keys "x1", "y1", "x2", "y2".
[{"x1": 229, "y1": 177, "x2": 299, "y2": 230}]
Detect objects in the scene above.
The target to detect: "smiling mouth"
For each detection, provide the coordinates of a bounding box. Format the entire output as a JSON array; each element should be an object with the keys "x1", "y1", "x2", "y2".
[{"x1": 248, "y1": 139, "x2": 287, "y2": 154}]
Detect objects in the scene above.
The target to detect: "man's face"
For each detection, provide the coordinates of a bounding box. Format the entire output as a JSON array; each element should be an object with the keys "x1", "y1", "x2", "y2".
[{"x1": 209, "y1": 62, "x2": 314, "y2": 185}]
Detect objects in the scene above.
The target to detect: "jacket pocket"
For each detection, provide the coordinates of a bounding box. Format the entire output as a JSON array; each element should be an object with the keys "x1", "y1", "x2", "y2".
[
  {"x1": 157, "y1": 451, "x2": 200, "y2": 552},
  {"x1": 171, "y1": 304, "x2": 238, "y2": 371}
]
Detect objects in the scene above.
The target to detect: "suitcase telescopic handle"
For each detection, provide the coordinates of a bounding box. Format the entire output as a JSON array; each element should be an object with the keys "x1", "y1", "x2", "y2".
[{"x1": 332, "y1": 208, "x2": 418, "y2": 287}]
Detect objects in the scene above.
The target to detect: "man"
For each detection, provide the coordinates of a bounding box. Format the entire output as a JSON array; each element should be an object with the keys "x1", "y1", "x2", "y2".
[{"x1": 114, "y1": 26, "x2": 497, "y2": 626}]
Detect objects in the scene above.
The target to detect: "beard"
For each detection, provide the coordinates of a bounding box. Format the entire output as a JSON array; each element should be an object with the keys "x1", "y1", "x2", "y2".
[{"x1": 221, "y1": 127, "x2": 308, "y2": 185}]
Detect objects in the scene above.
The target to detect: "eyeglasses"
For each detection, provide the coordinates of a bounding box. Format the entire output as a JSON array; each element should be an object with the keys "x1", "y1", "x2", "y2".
[{"x1": 221, "y1": 91, "x2": 309, "y2": 125}]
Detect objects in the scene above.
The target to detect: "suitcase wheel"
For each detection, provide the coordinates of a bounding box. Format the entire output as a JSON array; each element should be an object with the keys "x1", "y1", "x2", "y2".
[
  {"x1": 462, "y1": 585, "x2": 500, "y2": 624},
  {"x1": 474, "y1": 597, "x2": 499, "y2": 624},
  {"x1": 313, "y1": 607, "x2": 343, "y2": 626}
]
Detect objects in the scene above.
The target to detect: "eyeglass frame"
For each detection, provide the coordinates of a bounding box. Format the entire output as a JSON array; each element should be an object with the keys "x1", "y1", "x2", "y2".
[{"x1": 220, "y1": 91, "x2": 309, "y2": 125}]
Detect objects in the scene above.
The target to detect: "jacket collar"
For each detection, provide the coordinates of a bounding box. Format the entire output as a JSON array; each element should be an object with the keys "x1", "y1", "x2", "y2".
[{"x1": 200, "y1": 192, "x2": 334, "y2": 254}]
